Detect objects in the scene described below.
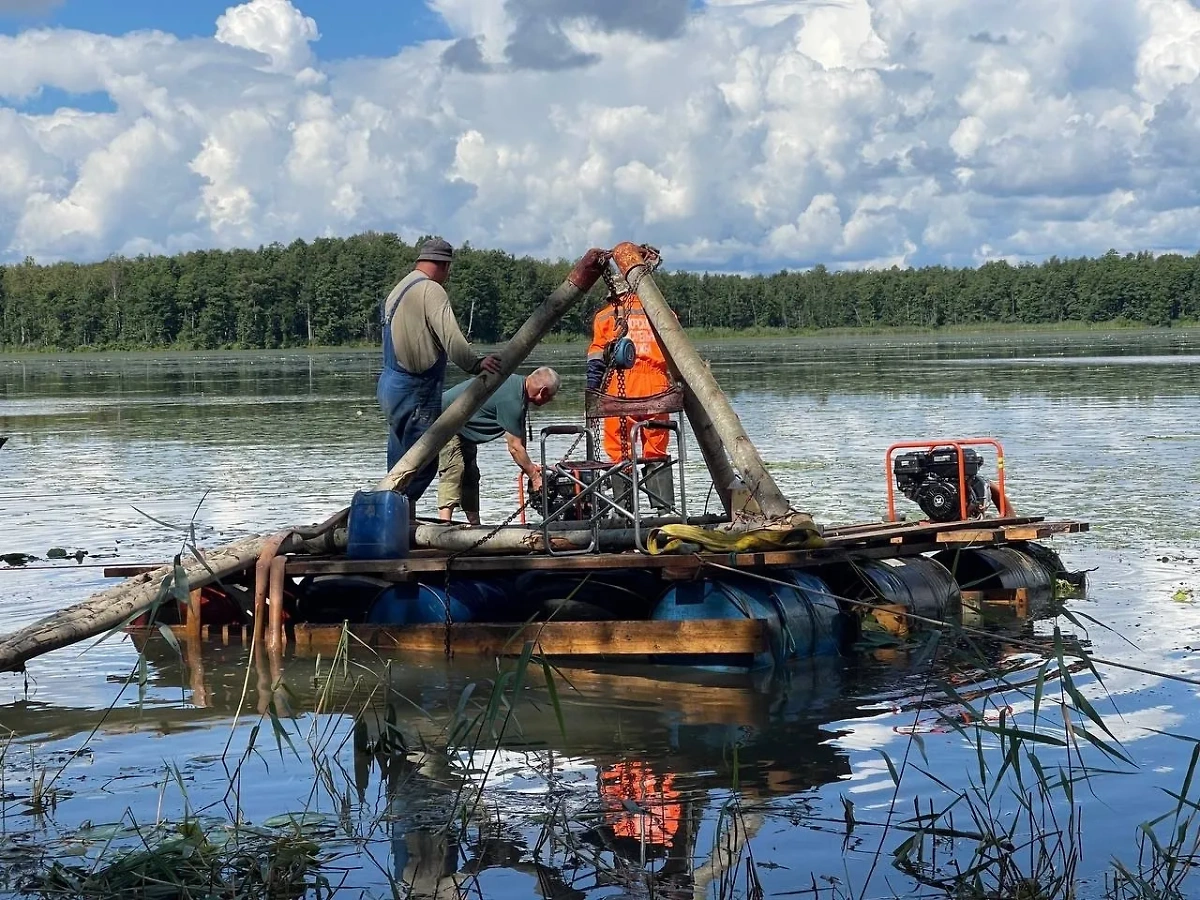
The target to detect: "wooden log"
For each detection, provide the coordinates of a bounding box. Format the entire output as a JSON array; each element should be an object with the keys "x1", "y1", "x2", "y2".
[
  {"x1": 290, "y1": 618, "x2": 767, "y2": 656},
  {"x1": 680, "y1": 379, "x2": 735, "y2": 516},
  {"x1": 376, "y1": 249, "x2": 607, "y2": 494},
  {"x1": 411, "y1": 522, "x2": 640, "y2": 554},
  {"x1": 0, "y1": 524, "x2": 346, "y2": 674},
  {"x1": 0, "y1": 534, "x2": 264, "y2": 673},
  {"x1": 610, "y1": 243, "x2": 793, "y2": 520}
]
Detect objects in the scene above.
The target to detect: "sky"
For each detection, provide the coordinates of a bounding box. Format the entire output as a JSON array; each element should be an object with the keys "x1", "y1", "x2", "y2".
[{"x1": 1, "y1": 0, "x2": 1200, "y2": 272}]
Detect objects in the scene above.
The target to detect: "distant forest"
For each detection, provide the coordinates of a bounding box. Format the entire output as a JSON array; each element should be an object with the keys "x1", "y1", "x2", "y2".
[{"x1": 1, "y1": 232, "x2": 1198, "y2": 350}]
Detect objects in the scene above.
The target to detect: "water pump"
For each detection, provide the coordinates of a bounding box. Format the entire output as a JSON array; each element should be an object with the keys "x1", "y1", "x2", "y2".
[{"x1": 892, "y1": 446, "x2": 988, "y2": 522}]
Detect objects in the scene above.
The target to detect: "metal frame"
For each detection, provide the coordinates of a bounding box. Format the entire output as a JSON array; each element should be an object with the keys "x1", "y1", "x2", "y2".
[
  {"x1": 885, "y1": 438, "x2": 1008, "y2": 523},
  {"x1": 535, "y1": 412, "x2": 691, "y2": 555}
]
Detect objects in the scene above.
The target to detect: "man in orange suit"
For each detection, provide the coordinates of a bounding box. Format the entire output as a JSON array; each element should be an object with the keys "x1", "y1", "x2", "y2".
[{"x1": 586, "y1": 275, "x2": 672, "y2": 463}]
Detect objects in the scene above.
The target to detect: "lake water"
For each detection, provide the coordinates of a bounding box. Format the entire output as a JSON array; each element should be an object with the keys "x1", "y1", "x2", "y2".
[{"x1": 2, "y1": 330, "x2": 1200, "y2": 898}]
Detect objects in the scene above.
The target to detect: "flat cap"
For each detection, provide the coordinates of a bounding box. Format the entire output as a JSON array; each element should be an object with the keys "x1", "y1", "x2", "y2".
[{"x1": 416, "y1": 237, "x2": 454, "y2": 263}]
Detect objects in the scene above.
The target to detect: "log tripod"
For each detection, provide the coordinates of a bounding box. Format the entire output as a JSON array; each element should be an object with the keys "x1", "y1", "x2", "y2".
[{"x1": 0, "y1": 242, "x2": 813, "y2": 672}]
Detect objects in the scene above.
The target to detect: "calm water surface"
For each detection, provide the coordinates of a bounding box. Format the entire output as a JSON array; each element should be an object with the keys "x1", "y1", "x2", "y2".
[{"x1": 2, "y1": 330, "x2": 1200, "y2": 897}]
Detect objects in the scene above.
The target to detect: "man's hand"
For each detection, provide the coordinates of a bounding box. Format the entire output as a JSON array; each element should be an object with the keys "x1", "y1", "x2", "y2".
[
  {"x1": 529, "y1": 468, "x2": 544, "y2": 492},
  {"x1": 480, "y1": 354, "x2": 502, "y2": 375}
]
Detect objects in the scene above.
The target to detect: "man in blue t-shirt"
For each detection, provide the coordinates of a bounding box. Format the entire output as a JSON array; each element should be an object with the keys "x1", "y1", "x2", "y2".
[{"x1": 437, "y1": 367, "x2": 560, "y2": 524}]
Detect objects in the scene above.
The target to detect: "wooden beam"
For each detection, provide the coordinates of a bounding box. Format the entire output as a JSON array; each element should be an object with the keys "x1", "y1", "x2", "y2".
[{"x1": 291, "y1": 619, "x2": 768, "y2": 657}]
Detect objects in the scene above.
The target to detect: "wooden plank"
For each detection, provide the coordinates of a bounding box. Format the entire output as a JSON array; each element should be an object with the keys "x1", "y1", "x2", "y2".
[
  {"x1": 291, "y1": 618, "x2": 768, "y2": 657},
  {"x1": 935, "y1": 529, "x2": 1002, "y2": 544},
  {"x1": 938, "y1": 521, "x2": 1089, "y2": 544},
  {"x1": 1002, "y1": 522, "x2": 1089, "y2": 540},
  {"x1": 824, "y1": 516, "x2": 1038, "y2": 538}
]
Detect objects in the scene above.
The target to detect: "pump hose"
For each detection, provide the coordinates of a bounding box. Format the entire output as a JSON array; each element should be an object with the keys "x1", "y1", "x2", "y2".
[{"x1": 645, "y1": 522, "x2": 826, "y2": 555}]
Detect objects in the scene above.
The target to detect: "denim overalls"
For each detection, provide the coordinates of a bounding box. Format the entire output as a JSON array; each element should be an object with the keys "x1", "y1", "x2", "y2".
[{"x1": 376, "y1": 275, "x2": 446, "y2": 502}]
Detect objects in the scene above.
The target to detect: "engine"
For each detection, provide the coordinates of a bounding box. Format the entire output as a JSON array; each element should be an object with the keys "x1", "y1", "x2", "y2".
[
  {"x1": 893, "y1": 447, "x2": 988, "y2": 522},
  {"x1": 530, "y1": 465, "x2": 599, "y2": 522}
]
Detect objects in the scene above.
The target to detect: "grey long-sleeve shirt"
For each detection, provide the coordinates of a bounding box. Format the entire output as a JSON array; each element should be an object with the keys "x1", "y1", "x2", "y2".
[{"x1": 384, "y1": 270, "x2": 483, "y2": 375}]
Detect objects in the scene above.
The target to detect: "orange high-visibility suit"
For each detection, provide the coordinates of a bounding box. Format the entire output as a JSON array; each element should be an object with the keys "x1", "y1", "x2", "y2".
[{"x1": 587, "y1": 293, "x2": 671, "y2": 462}]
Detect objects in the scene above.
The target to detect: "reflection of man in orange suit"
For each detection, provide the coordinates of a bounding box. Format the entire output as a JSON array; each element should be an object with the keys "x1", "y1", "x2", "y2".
[
  {"x1": 599, "y1": 761, "x2": 682, "y2": 850},
  {"x1": 586, "y1": 277, "x2": 672, "y2": 463}
]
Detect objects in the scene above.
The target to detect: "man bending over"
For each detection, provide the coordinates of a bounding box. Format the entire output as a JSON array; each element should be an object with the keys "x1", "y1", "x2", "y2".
[{"x1": 437, "y1": 367, "x2": 560, "y2": 525}]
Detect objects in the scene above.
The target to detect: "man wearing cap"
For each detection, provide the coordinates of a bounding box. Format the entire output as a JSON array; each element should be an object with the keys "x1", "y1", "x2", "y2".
[{"x1": 377, "y1": 238, "x2": 502, "y2": 502}]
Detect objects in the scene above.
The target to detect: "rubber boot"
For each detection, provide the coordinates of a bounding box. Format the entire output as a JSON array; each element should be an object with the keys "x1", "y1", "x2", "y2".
[{"x1": 643, "y1": 461, "x2": 675, "y2": 514}]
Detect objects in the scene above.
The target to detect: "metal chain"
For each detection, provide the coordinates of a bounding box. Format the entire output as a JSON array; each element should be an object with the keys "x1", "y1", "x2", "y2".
[{"x1": 445, "y1": 429, "x2": 587, "y2": 562}]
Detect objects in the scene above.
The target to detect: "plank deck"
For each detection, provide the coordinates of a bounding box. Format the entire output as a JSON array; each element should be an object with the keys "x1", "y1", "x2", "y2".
[
  {"x1": 294, "y1": 619, "x2": 766, "y2": 657},
  {"x1": 103, "y1": 516, "x2": 1088, "y2": 582}
]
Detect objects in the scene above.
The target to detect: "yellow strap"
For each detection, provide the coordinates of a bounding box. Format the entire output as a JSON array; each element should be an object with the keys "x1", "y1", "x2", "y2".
[{"x1": 646, "y1": 523, "x2": 826, "y2": 555}]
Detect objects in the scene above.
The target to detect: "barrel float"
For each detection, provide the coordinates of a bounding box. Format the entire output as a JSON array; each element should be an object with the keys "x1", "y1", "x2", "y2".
[
  {"x1": 512, "y1": 569, "x2": 662, "y2": 621},
  {"x1": 651, "y1": 569, "x2": 844, "y2": 671},
  {"x1": 933, "y1": 545, "x2": 1054, "y2": 617},
  {"x1": 295, "y1": 575, "x2": 393, "y2": 623},
  {"x1": 847, "y1": 557, "x2": 960, "y2": 620},
  {"x1": 366, "y1": 580, "x2": 511, "y2": 625}
]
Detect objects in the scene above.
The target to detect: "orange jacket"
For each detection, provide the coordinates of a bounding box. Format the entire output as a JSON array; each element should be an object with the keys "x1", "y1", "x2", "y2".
[{"x1": 586, "y1": 294, "x2": 671, "y2": 396}]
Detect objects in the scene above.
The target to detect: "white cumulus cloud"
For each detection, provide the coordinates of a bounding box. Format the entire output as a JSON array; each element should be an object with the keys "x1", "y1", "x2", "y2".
[{"x1": 1, "y1": 0, "x2": 1200, "y2": 269}]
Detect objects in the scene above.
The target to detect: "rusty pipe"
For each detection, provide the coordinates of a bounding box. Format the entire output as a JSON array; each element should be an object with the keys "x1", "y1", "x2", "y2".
[
  {"x1": 267, "y1": 554, "x2": 287, "y2": 653},
  {"x1": 253, "y1": 529, "x2": 294, "y2": 646}
]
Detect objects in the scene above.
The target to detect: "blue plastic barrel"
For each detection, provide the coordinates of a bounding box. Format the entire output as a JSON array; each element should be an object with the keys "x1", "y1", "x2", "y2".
[
  {"x1": 651, "y1": 568, "x2": 844, "y2": 671},
  {"x1": 365, "y1": 580, "x2": 510, "y2": 625},
  {"x1": 346, "y1": 490, "x2": 410, "y2": 560}
]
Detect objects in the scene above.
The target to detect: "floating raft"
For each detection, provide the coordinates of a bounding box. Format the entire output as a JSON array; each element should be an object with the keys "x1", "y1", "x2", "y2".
[{"x1": 116, "y1": 514, "x2": 1087, "y2": 671}]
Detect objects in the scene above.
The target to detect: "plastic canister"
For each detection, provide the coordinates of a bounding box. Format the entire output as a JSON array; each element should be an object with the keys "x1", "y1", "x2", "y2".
[{"x1": 346, "y1": 490, "x2": 410, "y2": 560}]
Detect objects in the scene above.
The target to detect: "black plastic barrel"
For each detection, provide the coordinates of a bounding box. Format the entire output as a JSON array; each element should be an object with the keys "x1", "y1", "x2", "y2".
[
  {"x1": 932, "y1": 546, "x2": 1053, "y2": 607},
  {"x1": 824, "y1": 556, "x2": 962, "y2": 622}
]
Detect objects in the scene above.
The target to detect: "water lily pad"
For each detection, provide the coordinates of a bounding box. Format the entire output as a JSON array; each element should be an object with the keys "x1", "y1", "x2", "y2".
[
  {"x1": 1173, "y1": 587, "x2": 1195, "y2": 603},
  {"x1": 261, "y1": 812, "x2": 331, "y2": 832},
  {"x1": 76, "y1": 823, "x2": 132, "y2": 841}
]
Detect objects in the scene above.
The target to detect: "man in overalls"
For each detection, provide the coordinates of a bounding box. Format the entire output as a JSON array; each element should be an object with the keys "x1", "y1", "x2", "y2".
[{"x1": 377, "y1": 238, "x2": 501, "y2": 503}]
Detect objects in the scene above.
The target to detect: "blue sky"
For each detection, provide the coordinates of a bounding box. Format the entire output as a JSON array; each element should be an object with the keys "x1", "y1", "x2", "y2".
[
  {"x1": 0, "y1": 0, "x2": 1196, "y2": 270},
  {"x1": 0, "y1": 0, "x2": 448, "y2": 60},
  {"x1": 1, "y1": 0, "x2": 449, "y2": 114}
]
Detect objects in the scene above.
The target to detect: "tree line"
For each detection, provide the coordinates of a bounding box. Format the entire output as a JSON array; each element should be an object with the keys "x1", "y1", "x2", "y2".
[{"x1": 1, "y1": 233, "x2": 1197, "y2": 351}]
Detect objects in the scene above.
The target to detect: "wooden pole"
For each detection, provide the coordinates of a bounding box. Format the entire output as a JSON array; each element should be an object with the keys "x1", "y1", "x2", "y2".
[
  {"x1": 610, "y1": 244, "x2": 794, "y2": 521},
  {"x1": 679, "y1": 381, "x2": 735, "y2": 517},
  {"x1": 376, "y1": 249, "x2": 607, "y2": 494}
]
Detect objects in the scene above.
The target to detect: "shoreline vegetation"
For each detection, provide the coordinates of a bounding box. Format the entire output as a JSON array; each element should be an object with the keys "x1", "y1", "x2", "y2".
[
  {"x1": 2, "y1": 231, "x2": 1199, "y2": 352},
  {"x1": 2, "y1": 319, "x2": 1198, "y2": 358}
]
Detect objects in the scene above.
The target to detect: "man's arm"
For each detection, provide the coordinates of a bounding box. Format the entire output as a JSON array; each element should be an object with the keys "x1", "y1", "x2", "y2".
[
  {"x1": 426, "y1": 283, "x2": 501, "y2": 375},
  {"x1": 586, "y1": 308, "x2": 611, "y2": 390},
  {"x1": 505, "y1": 433, "x2": 542, "y2": 490}
]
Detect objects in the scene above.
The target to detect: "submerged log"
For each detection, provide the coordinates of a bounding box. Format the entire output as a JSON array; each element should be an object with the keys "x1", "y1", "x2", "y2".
[
  {"x1": 610, "y1": 243, "x2": 793, "y2": 520},
  {"x1": 376, "y1": 249, "x2": 607, "y2": 494}
]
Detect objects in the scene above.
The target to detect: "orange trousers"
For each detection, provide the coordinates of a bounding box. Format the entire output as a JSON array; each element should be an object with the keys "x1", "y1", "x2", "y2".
[
  {"x1": 603, "y1": 413, "x2": 669, "y2": 462},
  {"x1": 601, "y1": 363, "x2": 671, "y2": 462}
]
